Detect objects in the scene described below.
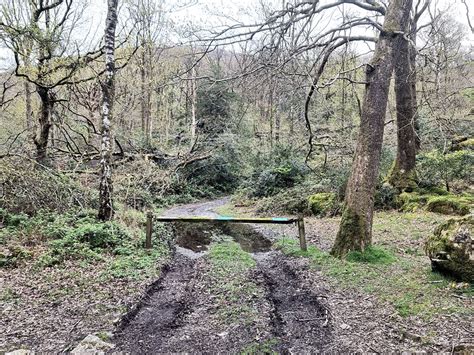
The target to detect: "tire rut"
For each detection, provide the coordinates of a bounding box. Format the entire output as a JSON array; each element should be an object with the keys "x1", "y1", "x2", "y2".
[
  {"x1": 257, "y1": 253, "x2": 332, "y2": 353},
  {"x1": 113, "y1": 253, "x2": 197, "y2": 353}
]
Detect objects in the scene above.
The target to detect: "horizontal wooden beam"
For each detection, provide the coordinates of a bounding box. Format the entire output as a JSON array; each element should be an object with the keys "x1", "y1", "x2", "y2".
[{"x1": 154, "y1": 216, "x2": 298, "y2": 224}]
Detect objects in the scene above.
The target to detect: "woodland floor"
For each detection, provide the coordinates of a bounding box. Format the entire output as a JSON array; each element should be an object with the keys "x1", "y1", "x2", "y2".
[
  {"x1": 1, "y1": 198, "x2": 473, "y2": 353},
  {"x1": 113, "y1": 199, "x2": 473, "y2": 353}
]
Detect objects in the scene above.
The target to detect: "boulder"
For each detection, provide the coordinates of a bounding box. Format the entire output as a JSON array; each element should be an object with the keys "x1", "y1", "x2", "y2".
[{"x1": 425, "y1": 215, "x2": 474, "y2": 282}]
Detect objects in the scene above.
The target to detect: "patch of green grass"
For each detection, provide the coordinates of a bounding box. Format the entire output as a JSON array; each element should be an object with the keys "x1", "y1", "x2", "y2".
[
  {"x1": 207, "y1": 242, "x2": 262, "y2": 324},
  {"x1": 209, "y1": 241, "x2": 256, "y2": 272},
  {"x1": 241, "y1": 338, "x2": 279, "y2": 354},
  {"x1": 346, "y1": 246, "x2": 396, "y2": 264},
  {"x1": 104, "y1": 248, "x2": 168, "y2": 280},
  {"x1": 274, "y1": 237, "x2": 471, "y2": 318},
  {"x1": 214, "y1": 203, "x2": 246, "y2": 218}
]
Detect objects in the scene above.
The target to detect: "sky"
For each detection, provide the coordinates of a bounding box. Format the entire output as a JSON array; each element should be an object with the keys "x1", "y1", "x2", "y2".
[{"x1": 0, "y1": 0, "x2": 472, "y2": 70}]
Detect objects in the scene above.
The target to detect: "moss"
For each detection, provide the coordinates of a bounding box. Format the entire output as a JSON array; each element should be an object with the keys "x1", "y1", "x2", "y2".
[
  {"x1": 331, "y1": 206, "x2": 367, "y2": 257},
  {"x1": 396, "y1": 192, "x2": 427, "y2": 212},
  {"x1": 307, "y1": 192, "x2": 338, "y2": 216},
  {"x1": 397, "y1": 190, "x2": 472, "y2": 215},
  {"x1": 387, "y1": 161, "x2": 418, "y2": 191},
  {"x1": 425, "y1": 215, "x2": 474, "y2": 282},
  {"x1": 426, "y1": 195, "x2": 473, "y2": 216}
]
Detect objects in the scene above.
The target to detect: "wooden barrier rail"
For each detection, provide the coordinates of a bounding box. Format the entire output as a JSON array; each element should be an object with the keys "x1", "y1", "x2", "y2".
[{"x1": 145, "y1": 213, "x2": 307, "y2": 251}]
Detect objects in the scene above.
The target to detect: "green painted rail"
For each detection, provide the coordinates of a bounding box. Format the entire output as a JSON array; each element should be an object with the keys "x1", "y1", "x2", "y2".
[{"x1": 154, "y1": 216, "x2": 299, "y2": 224}]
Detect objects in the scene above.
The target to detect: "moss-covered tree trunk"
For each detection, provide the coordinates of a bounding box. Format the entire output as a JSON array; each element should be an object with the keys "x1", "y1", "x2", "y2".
[
  {"x1": 387, "y1": 20, "x2": 418, "y2": 191},
  {"x1": 331, "y1": 0, "x2": 413, "y2": 257}
]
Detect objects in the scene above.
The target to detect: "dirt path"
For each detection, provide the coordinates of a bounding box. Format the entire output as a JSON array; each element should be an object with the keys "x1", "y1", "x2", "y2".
[
  {"x1": 161, "y1": 197, "x2": 229, "y2": 218},
  {"x1": 113, "y1": 198, "x2": 334, "y2": 353}
]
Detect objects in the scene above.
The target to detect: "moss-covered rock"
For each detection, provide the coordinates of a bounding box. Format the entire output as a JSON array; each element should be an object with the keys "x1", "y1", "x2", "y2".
[
  {"x1": 396, "y1": 191, "x2": 428, "y2": 212},
  {"x1": 426, "y1": 195, "x2": 473, "y2": 216},
  {"x1": 307, "y1": 192, "x2": 338, "y2": 216},
  {"x1": 397, "y1": 190, "x2": 473, "y2": 215},
  {"x1": 425, "y1": 215, "x2": 474, "y2": 282}
]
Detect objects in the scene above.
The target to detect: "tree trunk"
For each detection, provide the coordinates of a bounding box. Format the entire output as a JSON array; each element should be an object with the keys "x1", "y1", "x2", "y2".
[
  {"x1": 387, "y1": 26, "x2": 418, "y2": 191},
  {"x1": 140, "y1": 47, "x2": 147, "y2": 139},
  {"x1": 409, "y1": 19, "x2": 421, "y2": 151},
  {"x1": 190, "y1": 66, "x2": 197, "y2": 148},
  {"x1": 25, "y1": 81, "x2": 33, "y2": 133},
  {"x1": 34, "y1": 86, "x2": 52, "y2": 165},
  {"x1": 331, "y1": 0, "x2": 413, "y2": 257},
  {"x1": 275, "y1": 98, "x2": 280, "y2": 143},
  {"x1": 98, "y1": 0, "x2": 118, "y2": 221},
  {"x1": 140, "y1": 44, "x2": 153, "y2": 146}
]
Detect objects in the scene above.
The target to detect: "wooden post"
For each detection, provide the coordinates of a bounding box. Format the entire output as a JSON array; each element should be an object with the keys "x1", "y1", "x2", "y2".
[
  {"x1": 145, "y1": 212, "x2": 153, "y2": 249},
  {"x1": 297, "y1": 217, "x2": 307, "y2": 252}
]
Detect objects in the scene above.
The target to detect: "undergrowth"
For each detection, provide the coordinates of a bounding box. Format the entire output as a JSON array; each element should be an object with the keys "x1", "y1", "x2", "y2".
[{"x1": 0, "y1": 208, "x2": 171, "y2": 280}]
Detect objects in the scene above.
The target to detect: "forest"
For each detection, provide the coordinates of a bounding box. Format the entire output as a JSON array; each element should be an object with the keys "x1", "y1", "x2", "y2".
[{"x1": 0, "y1": 0, "x2": 473, "y2": 353}]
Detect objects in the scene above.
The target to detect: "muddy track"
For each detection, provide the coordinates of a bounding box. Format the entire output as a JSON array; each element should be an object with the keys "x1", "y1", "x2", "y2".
[
  {"x1": 113, "y1": 253, "x2": 198, "y2": 353},
  {"x1": 257, "y1": 254, "x2": 332, "y2": 353},
  {"x1": 113, "y1": 198, "x2": 332, "y2": 353}
]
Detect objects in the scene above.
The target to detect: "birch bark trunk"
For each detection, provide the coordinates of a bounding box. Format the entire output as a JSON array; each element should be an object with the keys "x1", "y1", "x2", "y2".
[{"x1": 98, "y1": 0, "x2": 119, "y2": 221}]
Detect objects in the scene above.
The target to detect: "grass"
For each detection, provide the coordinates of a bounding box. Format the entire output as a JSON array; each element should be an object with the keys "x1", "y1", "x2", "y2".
[
  {"x1": 215, "y1": 203, "x2": 248, "y2": 218},
  {"x1": 241, "y1": 338, "x2": 279, "y2": 354},
  {"x1": 207, "y1": 241, "x2": 263, "y2": 324},
  {"x1": 346, "y1": 245, "x2": 397, "y2": 264},
  {"x1": 274, "y1": 233, "x2": 472, "y2": 318},
  {"x1": 104, "y1": 247, "x2": 169, "y2": 279}
]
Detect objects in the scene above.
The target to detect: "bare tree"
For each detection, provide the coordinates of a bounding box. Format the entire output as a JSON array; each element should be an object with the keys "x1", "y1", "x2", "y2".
[
  {"x1": 127, "y1": 0, "x2": 166, "y2": 146},
  {"x1": 0, "y1": 0, "x2": 101, "y2": 165}
]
